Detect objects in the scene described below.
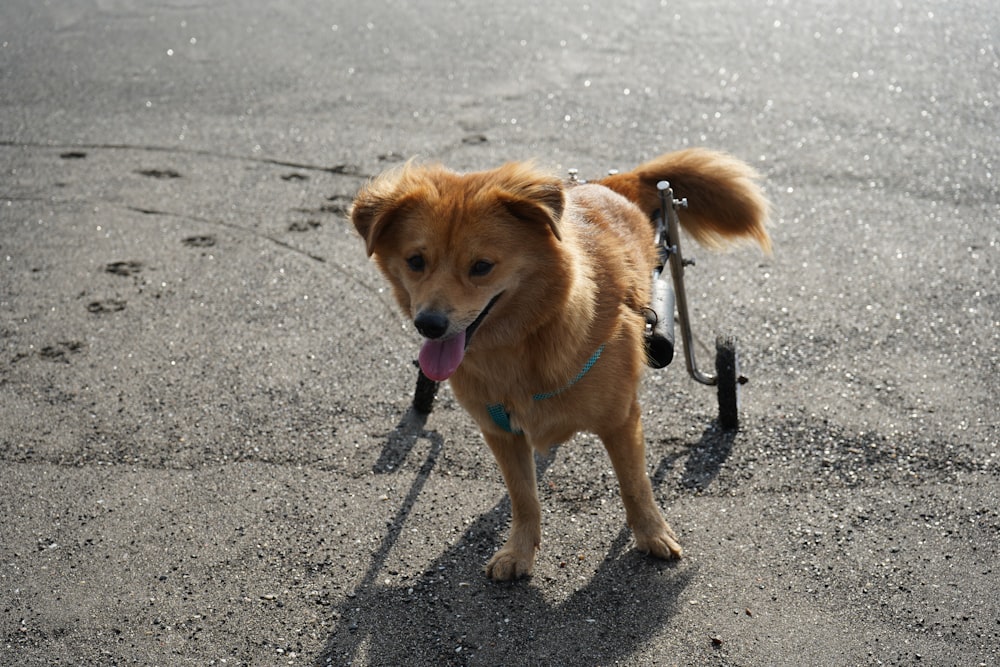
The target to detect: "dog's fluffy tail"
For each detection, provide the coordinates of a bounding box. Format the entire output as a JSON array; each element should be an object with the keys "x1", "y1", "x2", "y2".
[{"x1": 598, "y1": 148, "x2": 771, "y2": 253}]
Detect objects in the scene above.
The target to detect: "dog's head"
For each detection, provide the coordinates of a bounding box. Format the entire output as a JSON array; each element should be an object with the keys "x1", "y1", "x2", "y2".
[{"x1": 351, "y1": 161, "x2": 566, "y2": 381}]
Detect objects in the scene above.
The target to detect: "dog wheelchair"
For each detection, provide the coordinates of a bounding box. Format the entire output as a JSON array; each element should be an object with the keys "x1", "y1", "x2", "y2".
[
  {"x1": 640, "y1": 179, "x2": 744, "y2": 430},
  {"x1": 410, "y1": 173, "x2": 746, "y2": 430}
]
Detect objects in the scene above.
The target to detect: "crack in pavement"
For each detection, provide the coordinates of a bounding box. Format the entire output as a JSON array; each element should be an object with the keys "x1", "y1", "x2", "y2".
[
  {"x1": 0, "y1": 139, "x2": 372, "y2": 178},
  {"x1": 123, "y1": 205, "x2": 399, "y2": 317},
  {"x1": 124, "y1": 204, "x2": 327, "y2": 264}
]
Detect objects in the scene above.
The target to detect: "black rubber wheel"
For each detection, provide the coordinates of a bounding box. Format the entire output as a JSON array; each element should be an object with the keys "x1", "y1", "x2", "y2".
[
  {"x1": 715, "y1": 335, "x2": 741, "y2": 430},
  {"x1": 412, "y1": 368, "x2": 440, "y2": 415}
]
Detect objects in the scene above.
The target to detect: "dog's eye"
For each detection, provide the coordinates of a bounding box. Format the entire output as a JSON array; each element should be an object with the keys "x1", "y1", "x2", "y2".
[
  {"x1": 470, "y1": 260, "x2": 494, "y2": 277},
  {"x1": 406, "y1": 255, "x2": 425, "y2": 272}
]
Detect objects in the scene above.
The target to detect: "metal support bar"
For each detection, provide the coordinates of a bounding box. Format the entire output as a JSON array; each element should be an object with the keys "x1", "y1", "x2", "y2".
[{"x1": 656, "y1": 181, "x2": 717, "y2": 387}]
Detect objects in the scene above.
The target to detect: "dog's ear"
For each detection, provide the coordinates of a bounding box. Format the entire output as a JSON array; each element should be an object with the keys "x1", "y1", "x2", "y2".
[
  {"x1": 494, "y1": 166, "x2": 565, "y2": 241},
  {"x1": 350, "y1": 173, "x2": 421, "y2": 257}
]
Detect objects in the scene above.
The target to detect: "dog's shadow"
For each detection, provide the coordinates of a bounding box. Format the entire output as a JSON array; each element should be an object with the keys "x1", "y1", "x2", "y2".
[{"x1": 317, "y1": 410, "x2": 726, "y2": 666}]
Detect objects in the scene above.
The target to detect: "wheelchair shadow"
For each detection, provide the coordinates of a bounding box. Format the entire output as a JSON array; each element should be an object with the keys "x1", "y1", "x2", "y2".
[
  {"x1": 678, "y1": 421, "x2": 738, "y2": 491},
  {"x1": 318, "y1": 410, "x2": 715, "y2": 666}
]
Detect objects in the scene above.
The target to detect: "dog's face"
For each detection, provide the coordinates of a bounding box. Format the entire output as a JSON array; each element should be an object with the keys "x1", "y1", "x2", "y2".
[{"x1": 352, "y1": 162, "x2": 566, "y2": 381}]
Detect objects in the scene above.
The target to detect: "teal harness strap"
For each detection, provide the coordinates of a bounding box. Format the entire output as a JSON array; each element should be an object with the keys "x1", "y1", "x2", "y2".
[
  {"x1": 532, "y1": 344, "x2": 605, "y2": 400},
  {"x1": 486, "y1": 403, "x2": 518, "y2": 434},
  {"x1": 487, "y1": 344, "x2": 605, "y2": 434}
]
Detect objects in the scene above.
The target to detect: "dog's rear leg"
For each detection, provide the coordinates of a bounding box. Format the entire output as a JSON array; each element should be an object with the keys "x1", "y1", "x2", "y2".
[
  {"x1": 483, "y1": 432, "x2": 541, "y2": 580},
  {"x1": 597, "y1": 399, "x2": 683, "y2": 559}
]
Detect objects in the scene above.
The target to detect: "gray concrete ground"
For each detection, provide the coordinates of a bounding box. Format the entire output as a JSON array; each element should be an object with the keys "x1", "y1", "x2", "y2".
[{"x1": 1, "y1": 1, "x2": 997, "y2": 665}]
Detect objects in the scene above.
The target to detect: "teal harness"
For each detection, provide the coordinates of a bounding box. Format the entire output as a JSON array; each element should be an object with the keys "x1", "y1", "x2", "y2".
[{"x1": 486, "y1": 344, "x2": 605, "y2": 435}]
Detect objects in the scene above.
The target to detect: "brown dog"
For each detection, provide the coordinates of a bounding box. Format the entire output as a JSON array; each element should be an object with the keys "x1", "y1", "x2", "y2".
[{"x1": 351, "y1": 148, "x2": 770, "y2": 580}]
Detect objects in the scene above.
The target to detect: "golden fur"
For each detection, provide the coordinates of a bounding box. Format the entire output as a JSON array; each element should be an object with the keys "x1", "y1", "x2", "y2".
[{"x1": 352, "y1": 148, "x2": 770, "y2": 580}]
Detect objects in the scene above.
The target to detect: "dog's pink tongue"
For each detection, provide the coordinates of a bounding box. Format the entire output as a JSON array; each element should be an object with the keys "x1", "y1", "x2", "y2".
[{"x1": 418, "y1": 331, "x2": 466, "y2": 381}]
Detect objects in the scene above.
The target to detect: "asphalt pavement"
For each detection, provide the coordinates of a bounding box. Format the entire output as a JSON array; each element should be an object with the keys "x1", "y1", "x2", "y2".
[{"x1": 1, "y1": 1, "x2": 998, "y2": 665}]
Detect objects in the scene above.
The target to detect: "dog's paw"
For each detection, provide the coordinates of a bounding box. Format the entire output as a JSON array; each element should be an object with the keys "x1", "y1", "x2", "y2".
[
  {"x1": 634, "y1": 520, "x2": 683, "y2": 560},
  {"x1": 484, "y1": 548, "x2": 535, "y2": 581}
]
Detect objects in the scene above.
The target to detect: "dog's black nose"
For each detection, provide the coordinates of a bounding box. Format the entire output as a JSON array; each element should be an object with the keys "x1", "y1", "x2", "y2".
[{"x1": 414, "y1": 311, "x2": 449, "y2": 339}]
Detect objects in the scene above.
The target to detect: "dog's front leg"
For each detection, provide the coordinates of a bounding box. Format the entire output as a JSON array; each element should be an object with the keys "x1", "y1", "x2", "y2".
[
  {"x1": 482, "y1": 432, "x2": 541, "y2": 580},
  {"x1": 597, "y1": 398, "x2": 683, "y2": 560}
]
